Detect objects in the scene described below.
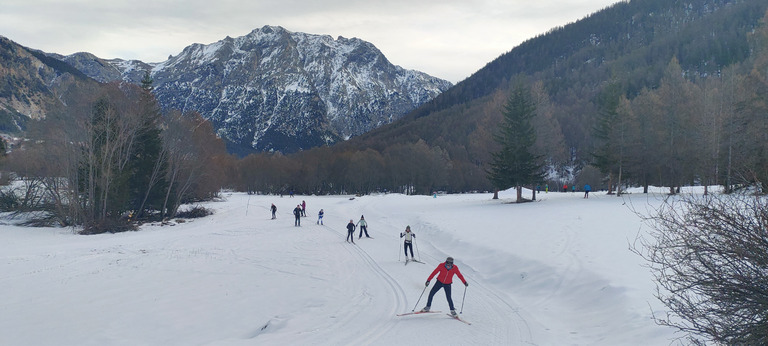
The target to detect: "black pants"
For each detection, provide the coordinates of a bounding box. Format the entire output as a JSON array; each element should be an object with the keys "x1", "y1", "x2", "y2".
[
  {"x1": 358, "y1": 226, "x2": 369, "y2": 238},
  {"x1": 295, "y1": 215, "x2": 300, "y2": 226},
  {"x1": 347, "y1": 230, "x2": 355, "y2": 242},
  {"x1": 404, "y1": 241, "x2": 413, "y2": 257},
  {"x1": 426, "y1": 281, "x2": 454, "y2": 310}
]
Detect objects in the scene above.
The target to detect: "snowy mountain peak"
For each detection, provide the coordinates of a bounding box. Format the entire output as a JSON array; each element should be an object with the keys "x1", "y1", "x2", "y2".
[{"x1": 59, "y1": 26, "x2": 453, "y2": 155}]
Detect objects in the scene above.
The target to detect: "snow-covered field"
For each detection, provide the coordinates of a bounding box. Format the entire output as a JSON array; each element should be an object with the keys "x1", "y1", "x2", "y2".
[{"x1": 0, "y1": 188, "x2": 688, "y2": 345}]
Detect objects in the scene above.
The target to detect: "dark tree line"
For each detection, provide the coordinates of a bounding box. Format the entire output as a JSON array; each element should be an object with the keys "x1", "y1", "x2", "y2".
[{"x1": 232, "y1": 140, "x2": 452, "y2": 196}]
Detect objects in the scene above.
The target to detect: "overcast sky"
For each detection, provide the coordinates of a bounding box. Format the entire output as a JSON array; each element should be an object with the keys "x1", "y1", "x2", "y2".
[{"x1": 1, "y1": 0, "x2": 619, "y2": 83}]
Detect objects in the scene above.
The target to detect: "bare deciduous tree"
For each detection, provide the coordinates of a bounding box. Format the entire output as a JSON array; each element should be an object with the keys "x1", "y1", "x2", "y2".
[
  {"x1": 633, "y1": 194, "x2": 768, "y2": 344},
  {"x1": 161, "y1": 110, "x2": 226, "y2": 219}
]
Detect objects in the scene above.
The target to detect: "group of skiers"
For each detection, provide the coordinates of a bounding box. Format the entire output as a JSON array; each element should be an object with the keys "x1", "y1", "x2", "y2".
[
  {"x1": 271, "y1": 200, "x2": 316, "y2": 226},
  {"x1": 399, "y1": 225, "x2": 468, "y2": 317},
  {"x1": 345, "y1": 216, "x2": 370, "y2": 243},
  {"x1": 269, "y1": 199, "x2": 468, "y2": 317}
]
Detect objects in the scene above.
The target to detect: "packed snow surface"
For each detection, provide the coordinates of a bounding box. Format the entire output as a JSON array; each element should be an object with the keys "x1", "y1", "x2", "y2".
[{"x1": 0, "y1": 188, "x2": 687, "y2": 345}]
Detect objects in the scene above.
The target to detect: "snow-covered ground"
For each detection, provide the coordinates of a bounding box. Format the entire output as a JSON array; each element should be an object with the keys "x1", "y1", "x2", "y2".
[{"x1": 0, "y1": 187, "x2": 690, "y2": 345}]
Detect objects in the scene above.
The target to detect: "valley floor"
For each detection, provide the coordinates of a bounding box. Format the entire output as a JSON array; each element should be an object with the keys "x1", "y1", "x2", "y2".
[{"x1": 0, "y1": 188, "x2": 683, "y2": 345}]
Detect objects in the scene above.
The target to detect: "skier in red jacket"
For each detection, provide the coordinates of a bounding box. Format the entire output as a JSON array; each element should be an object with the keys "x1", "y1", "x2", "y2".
[{"x1": 420, "y1": 257, "x2": 468, "y2": 316}]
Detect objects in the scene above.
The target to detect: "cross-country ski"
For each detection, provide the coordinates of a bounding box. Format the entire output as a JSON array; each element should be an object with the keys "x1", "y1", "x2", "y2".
[
  {"x1": 447, "y1": 313, "x2": 472, "y2": 325},
  {"x1": 396, "y1": 311, "x2": 442, "y2": 317}
]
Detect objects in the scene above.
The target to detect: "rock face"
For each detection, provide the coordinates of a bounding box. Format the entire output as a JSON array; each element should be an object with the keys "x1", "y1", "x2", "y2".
[
  {"x1": 0, "y1": 36, "x2": 97, "y2": 133},
  {"x1": 61, "y1": 26, "x2": 452, "y2": 154}
]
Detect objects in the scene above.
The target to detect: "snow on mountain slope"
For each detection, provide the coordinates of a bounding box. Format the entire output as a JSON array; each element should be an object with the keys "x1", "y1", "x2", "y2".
[{"x1": 61, "y1": 26, "x2": 452, "y2": 154}]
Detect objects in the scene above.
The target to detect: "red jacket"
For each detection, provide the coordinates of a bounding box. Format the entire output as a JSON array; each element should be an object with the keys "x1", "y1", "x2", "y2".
[{"x1": 428, "y1": 262, "x2": 467, "y2": 285}]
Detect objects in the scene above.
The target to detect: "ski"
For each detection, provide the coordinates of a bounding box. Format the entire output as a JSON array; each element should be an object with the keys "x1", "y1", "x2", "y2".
[
  {"x1": 396, "y1": 311, "x2": 441, "y2": 317},
  {"x1": 404, "y1": 259, "x2": 409, "y2": 266},
  {"x1": 410, "y1": 259, "x2": 425, "y2": 264},
  {"x1": 447, "y1": 313, "x2": 472, "y2": 325}
]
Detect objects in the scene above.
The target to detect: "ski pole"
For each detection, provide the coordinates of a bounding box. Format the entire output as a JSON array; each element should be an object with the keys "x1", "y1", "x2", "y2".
[
  {"x1": 460, "y1": 284, "x2": 467, "y2": 314},
  {"x1": 412, "y1": 284, "x2": 428, "y2": 312}
]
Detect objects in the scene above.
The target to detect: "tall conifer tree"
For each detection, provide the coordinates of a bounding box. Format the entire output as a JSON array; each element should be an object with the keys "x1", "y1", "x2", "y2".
[
  {"x1": 129, "y1": 71, "x2": 167, "y2": 218},
  {"x1": 487, "y1": 81, "x2": 543, "y2": 202}
]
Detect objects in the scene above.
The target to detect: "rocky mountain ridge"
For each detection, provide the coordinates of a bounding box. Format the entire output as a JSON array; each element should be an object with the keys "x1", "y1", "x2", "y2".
[{"x1": 58, "y1": 25, "x2": 452, "y2": 154}]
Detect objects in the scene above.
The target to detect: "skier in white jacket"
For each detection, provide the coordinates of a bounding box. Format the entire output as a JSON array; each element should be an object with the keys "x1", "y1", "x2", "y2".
[{"x1": 400, "y1": 225, "x2": 416, "y2": 260}]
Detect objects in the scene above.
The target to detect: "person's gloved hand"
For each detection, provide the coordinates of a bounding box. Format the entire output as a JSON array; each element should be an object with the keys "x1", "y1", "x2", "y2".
[
  {"x1": 465, "y1": 282, "x2": 469, "y2": 287},
  {"x1": 425, "y1": 281, "x2": 430, "y2": 287}
]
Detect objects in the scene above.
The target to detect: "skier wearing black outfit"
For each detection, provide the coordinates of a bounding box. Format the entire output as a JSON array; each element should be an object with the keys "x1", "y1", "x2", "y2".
[
  {"x1": 346, "y1": 220, "x2": 356, "y2": 243},
  {"x1": 293, "y1": 205, "x2": 302, "y2": 226}
]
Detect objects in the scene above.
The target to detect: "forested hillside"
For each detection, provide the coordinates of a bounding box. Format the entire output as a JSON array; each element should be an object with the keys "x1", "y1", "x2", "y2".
[{"x1": 231, "y1": 0, "x2": 768, "y2": 195}]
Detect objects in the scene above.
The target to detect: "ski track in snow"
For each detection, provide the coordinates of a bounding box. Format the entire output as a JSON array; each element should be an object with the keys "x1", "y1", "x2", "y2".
[{"x1": 359, "y1": 195, "x2": 523, "y2": 345}]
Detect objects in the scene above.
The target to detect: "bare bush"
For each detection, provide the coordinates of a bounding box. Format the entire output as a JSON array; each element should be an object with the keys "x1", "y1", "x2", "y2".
[
  {"x1": 174, "y1": 205, "x2": 213, "y2": 219},
  {"x1": 633, "y1": 194, "x2": 768, "y2": 345}
]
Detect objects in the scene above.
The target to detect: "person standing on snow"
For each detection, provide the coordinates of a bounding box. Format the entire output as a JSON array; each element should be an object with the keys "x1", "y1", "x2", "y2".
[
  {"x1": 584, "y1": 184, "x2": 592, "y2": 198},
  {"x1": 421, "y1": 257, "x2": 468, "y2": 316},
  {"x1": 357, "y1": 215, "x2": 370, "y2": 239},
  {"x1": 346, "y1": 219, "x2": 356, "y2": 243},
  {"x1": 400, "y1": 226, "x2": 416, "y2": 260},
  {"x1": 301, "y1": 200, "x2": 307, "y2": 217},
  {"x1": 293, "y1": 205, "x2": 302, "y2": 226},
  {"x1": 317, "y1": 209, "x2": 324, "y2": 225},
  {"x1": 271, "y1": 203, "x2": 277, "y2": 219}
]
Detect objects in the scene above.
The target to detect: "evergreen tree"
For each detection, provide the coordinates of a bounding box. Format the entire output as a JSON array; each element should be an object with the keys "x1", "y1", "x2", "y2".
[
  {"x1": 129, "y1": 71, "x2": 167, "y2": 219},
  {"x1": 487, "y1": 81, "x2": 543, "y2": 202}
]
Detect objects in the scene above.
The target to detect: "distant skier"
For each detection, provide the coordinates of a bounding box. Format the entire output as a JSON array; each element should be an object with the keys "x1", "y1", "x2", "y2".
[
  {"x1": 317, "y1": 209, "x2": 324, "y2": 225},
  {"x1": 301, "y1": 200, "x2": 307, "y2": 217},
  {"x1": 400, "y1": 226, "x2": 416, "y2": 261},
  {"x1": 271, "y1": 203, "x2": 277, "y2": 219},
  {"x1": 346, "y1": 219, "x2": 356, "y2": 243},
  {"x1": 357, "y1": 215, "x2": 370, "y2": 238},
  {"x1": 293, "y1": 205, "x2": 302, "y2": 226},
  {"x1": 421, "y1": 257, "x2": 468, "y2": 316},
  {"x1": 584, "y1": 184, "x2": 592, "y2": 198}
]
